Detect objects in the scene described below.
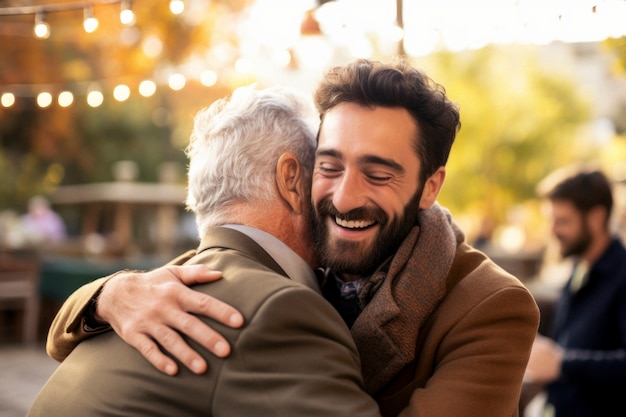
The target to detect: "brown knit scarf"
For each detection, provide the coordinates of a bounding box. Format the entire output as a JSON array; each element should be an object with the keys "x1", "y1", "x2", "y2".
[{"x1": 352, "y1": 202, "x2": 460, "y2": 394}]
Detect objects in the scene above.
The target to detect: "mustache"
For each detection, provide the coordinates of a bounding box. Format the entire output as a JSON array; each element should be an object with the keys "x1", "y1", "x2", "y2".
[{"x1": 316, "y1": 198, "x2": 388, "y2": 224}]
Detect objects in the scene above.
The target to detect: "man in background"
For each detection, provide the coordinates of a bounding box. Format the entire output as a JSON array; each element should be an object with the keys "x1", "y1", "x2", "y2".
[{"x1": 524, "y1": 167, "x2": 626, "y2": 417}]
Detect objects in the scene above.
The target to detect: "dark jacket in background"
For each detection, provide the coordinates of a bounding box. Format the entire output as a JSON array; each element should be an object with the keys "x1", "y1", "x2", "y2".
[{"x1": 547, "y1": 238, "x2": 626, "y2": 417}]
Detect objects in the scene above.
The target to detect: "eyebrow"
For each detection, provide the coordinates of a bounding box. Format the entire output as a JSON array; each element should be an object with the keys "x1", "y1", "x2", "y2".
[{"x1": 316, "y1": 148, "x2": 405, "y2": 174}]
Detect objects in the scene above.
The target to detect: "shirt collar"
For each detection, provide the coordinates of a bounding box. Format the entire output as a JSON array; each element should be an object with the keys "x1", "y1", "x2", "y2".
[{"x1": 223, "y1": 224, "x2": 320, "y2": 293}]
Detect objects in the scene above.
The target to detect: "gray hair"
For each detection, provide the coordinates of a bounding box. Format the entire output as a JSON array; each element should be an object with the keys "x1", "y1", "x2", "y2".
[{"x1": 185, "y1": 85, "x2": 317, "y2": 236}]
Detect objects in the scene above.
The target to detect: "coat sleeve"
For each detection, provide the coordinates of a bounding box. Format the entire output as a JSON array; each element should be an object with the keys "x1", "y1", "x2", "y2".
[
  {"x1": 213, "y1": 284, "x2": 382, "y2": 417},
  {"x1": 45, "y1": 251, "x2": 196, "y2": 362},
  {"x1": 560, "y1": 279, "x2": 626, "y2": 384},
  {"x1": 46, "y1": 276, "x2": 110, "y2": 362},
  {"x1": 398, "y1": 285, "x2": 539, "y2": 417}
]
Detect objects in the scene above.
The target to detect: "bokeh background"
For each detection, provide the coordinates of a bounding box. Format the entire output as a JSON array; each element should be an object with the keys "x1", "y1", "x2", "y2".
[
  {"x1": 1, "y1": 1, "x2": 626, "y2": 416},
  {"x1": 1, "y1": 0, "x2": 625, "y2": 345}
]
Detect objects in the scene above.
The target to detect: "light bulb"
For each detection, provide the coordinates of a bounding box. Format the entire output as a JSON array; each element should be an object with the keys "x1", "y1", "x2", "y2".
[
  {"x1": 120, "y1": 0, "x2": 136, "y2": 26},
  {"x1": 83, "y1": 6, "x2": 99, "y2": 33},
  {"x1": 34, "y1": 12, "x2": 50, "y2": 39},
  {"x1": 169, "y1": 0, "x2": 184, "y2": 15}
]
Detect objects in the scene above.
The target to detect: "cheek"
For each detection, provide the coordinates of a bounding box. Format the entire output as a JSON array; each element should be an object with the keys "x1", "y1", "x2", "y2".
[
  {"x1": 554, "y1": 222, "x2": 574, "y2": 239},
  {"x1": 375, "y1": 195, "x2": 407, "y2": 222},
  {"x1": 311, "y1": 177, "x2": 329, "y2": 205}
]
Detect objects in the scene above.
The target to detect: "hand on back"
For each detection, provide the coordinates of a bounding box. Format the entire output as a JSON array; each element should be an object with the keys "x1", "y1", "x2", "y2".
[{"x1": 97, "y1": 265, "x2": 243, "y2": 375}]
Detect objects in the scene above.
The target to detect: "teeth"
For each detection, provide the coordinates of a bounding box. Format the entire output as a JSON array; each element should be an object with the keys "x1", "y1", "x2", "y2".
[{"x1": 335, "y1": 217, "x2": 375, "y2": 229}]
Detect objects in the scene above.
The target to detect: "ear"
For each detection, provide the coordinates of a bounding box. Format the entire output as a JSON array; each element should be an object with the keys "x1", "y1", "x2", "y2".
[
  {"x1": 276, "y1": 152, "x2": 307, "y2": 214},
  {"x1": 419, "y1": 166, "x2": 446, "y2": 210}
]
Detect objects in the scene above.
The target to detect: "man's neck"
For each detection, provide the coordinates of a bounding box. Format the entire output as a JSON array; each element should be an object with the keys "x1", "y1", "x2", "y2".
[{"x1": 582, "y1": 232, "x2": 612, "y2": 266}]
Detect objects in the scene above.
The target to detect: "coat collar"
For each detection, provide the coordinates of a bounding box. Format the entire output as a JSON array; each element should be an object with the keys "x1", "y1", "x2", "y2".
[{"x1": 197, "y1": 226, "x2": 288, "y2": 279}]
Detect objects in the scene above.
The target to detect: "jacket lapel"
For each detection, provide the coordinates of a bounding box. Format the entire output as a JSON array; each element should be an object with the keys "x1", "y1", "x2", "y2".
[{"x1": 352, "y1": 204, "x2": 458, "y2": 394}]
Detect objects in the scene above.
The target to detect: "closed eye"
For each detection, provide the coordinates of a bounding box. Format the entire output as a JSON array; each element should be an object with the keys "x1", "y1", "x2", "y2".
[
  {"x1": 367, "y1": 173, "x2": 393, "y2": 184},
  {"x1": 317, "y1": 164, "x2": 342, "y2": 177}
]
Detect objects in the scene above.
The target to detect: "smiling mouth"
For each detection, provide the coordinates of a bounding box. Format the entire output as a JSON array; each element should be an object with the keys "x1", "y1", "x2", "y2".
[{"x1": 335, "y1": 217, "x2": 377, "y2": 230}]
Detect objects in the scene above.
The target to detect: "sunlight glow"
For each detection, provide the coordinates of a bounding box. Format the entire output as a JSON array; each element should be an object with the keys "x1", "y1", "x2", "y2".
[
  {"x1": 246, "y1": 0, "x2": 626, "y2": 60},
  {"x1": 403, "y1": 0, "x2": 626, "y2": 55}
]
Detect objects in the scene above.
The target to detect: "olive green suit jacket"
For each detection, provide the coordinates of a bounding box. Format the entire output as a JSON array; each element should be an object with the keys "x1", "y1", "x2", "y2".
[{"x1": 29, "y1": 227, "x2": 380, "y2": 417}]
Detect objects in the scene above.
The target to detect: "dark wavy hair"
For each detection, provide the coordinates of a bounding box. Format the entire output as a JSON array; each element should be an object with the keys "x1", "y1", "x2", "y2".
[
  {"x1": 542, "y1": 169, "x2": 614, "y2": 225},
  {"x1": 313, "y1": 58, "x2": 461, "y2": 183}
]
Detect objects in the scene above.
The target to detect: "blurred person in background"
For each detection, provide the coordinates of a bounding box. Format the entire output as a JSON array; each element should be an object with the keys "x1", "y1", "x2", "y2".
[
  {"x1": 524, "y1": 167, "x2": 626, "y2": 417},
  {"x1": 21, "y1": 195, "x2": 66, "y2": 245}
]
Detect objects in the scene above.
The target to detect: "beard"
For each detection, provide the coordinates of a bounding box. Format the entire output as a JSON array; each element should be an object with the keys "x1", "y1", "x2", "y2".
[
  {"x1": 558, "y1": 222, "x2": 593, "y2": 258},
  {"x1": 312, "y1": 190, "x2": 423, "y2": 277}
]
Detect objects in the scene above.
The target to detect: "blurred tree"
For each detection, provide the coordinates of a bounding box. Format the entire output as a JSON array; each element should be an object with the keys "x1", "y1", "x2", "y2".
[
  {"x1": 414, "y1": 45, "x2": 592, "y2": 243},
  {"x1": 605, "y1": 36, "x2": 626, "y2": 74},
  {"x1": 603, "y1": 36, "x2": 626, "y2": 135},
  {"x1": 0, "y1": 0, "x2": 251, "y2": 211}
]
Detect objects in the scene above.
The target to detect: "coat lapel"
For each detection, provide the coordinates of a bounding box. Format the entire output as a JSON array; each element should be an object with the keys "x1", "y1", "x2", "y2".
[{"x1": 352, "y1": 204, "x2": 458, "y2": 394}]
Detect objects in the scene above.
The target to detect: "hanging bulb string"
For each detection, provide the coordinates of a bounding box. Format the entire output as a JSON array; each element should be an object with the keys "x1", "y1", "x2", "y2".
[{"x1": 0, "y1": 1, "x2": 124, "y2": 16}]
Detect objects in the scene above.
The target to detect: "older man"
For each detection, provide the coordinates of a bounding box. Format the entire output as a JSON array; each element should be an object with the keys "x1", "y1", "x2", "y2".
[{"x1": 28, "y1": 86, "x2": 381, "y2": 417}]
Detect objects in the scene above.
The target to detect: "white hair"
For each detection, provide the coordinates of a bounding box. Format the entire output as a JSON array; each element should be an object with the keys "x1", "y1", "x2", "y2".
[{"x1": 185, "y1": 85, "x2": 317, "y2": 236}]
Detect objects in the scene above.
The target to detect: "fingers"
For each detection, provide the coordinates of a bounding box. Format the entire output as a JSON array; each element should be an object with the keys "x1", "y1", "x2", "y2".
[
  {"x1": 171, "y1": 308, "x2": 232, "y2": 353},
  {"x1": 180, "y1": 285, "x2": 244, "y2": 329},
  {"x1": 152, "y1": 322, "x2": 210, "y2": 375},
  {"x1": 173, "y1": 264, "x2": 224, "y2": 285},
  {"x1": 97, "y1": 265, "x2": 244, "y2": 376},
  {"x1": 127, "y1": 332, "x2": 181, "y2": 376},
  {"x1": 160, "y1": 265, "x2": 244, "y2": 328}
]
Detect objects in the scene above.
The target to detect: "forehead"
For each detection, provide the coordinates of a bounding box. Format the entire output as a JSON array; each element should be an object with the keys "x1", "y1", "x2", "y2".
[
  {"x1": 318, "y1": 103, "x2": 419, "y2": 161},
  {"x1": 549, "y1": 199, "x2": 582, "y2": 219}
]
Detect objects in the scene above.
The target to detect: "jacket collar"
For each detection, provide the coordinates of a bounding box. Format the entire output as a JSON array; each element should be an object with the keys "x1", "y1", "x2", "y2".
[{"x1": 197, "y1": 226, "x2": 288, "y2": 279}]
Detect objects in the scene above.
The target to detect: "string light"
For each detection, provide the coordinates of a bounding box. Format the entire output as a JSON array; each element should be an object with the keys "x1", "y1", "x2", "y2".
[
  {"x1": 36, "y1": 92, "x2": 53, "y2": 108},
  {"x1": 87, "y1": 91, "x2": 104, "y2": 108},
  {"x1": 113, "y1": 84, "x2": 131, "y2": 101},
  {"x1": 0, "y1": 1, "x2": 220, "y2": 110},
  {"x1": 168, "y1": 73, "x2": 186, "y2": 90},
  {"x1": 33, "y1": 12, "x2": 50, "y2": 39},
  {"x1": 169, "y1": 0, "x2": 185, "y2": 15},
  {"x1": 119, "y1": 0, "x2": 135, "y2": 26},
  {"x1": 138, "y1": 80, "x2": 157, "y2": 97},
  {"x1": 0, "y1": 0, "x2": 126, "y2": 40},
  {"x1": 1, "y1": 93, "x2": 15, "y2": 108},
  {"x1": 58, "y1": 91, "x2": 74, "y2": 107},
  {"x1": 0, "y1": 0, "x2": 181, "y2": 25},
  {"x1": 200, "y1": 70, "x2": 218, "y2": 87},
  {"x1": 83, "y1": 5, "x2": 99, "y2": 33},
  {"x1": 0, "y1": 72, "x2": 225, "y2": 109}
]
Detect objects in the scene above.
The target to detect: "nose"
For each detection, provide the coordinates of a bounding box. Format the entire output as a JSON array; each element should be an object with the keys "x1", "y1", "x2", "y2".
[{"x1": 332, "y1": 171, "x2": 367, "y2": 213}]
